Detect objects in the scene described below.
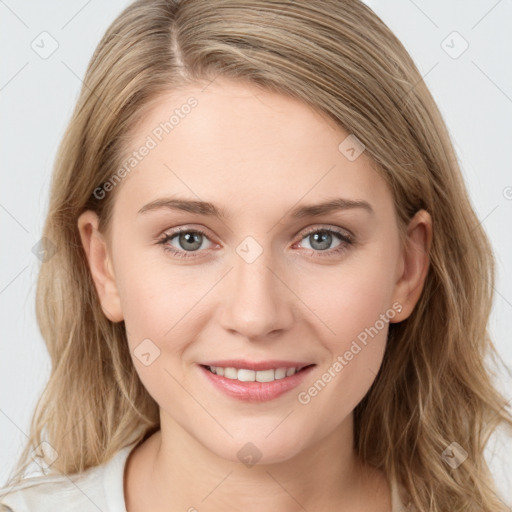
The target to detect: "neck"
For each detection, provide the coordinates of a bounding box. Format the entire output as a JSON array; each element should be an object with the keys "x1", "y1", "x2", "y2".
[{"x1": 125, "y1": 411, "x2": 390, "y2": 512}]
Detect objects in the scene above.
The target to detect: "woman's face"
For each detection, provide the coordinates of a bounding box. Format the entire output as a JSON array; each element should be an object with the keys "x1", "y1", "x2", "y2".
[{"x1": 80, "y1": 78, "x2": 429, "y2": 464}]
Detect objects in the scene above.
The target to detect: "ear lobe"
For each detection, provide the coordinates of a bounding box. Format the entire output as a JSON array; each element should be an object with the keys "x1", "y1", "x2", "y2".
[
  {"x1": 390, "y1": 209, "x2": 432, "y2": 323},
  {"x1": 77, "y1": 210, "x2": 124, "y2": 323}
]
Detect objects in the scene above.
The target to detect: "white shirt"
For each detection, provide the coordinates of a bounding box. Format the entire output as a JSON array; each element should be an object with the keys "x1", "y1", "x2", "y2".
[{"x1": 0, "y1": 442, "x2": 409, "y2": 511}]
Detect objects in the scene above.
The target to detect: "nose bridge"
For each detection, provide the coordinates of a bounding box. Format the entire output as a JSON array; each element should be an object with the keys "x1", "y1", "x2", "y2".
[{"x1": 219, "y1": 237, "x2": 294, "y2": 339}]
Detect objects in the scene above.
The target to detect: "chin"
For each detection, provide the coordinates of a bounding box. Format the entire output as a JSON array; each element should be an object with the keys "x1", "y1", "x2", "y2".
[{"x1": 206, "y1": 434, "x2": 306, "y2": 467}]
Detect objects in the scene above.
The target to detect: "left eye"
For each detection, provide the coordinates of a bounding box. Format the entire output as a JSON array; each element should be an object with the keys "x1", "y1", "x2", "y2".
[{"x1": 298, "y1": 229, "x2": 344, "y2": 252}]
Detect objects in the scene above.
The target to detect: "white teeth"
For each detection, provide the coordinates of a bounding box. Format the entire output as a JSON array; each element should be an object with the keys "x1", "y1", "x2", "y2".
[
  {"x1": 237, "y1": 369, "x2": 255, "y2": 382},
  {"x1": 208, "y1": 366, "x2": 301, "y2": 382},
  {"x1": 223, "y1": 367, "x2": 238, "y2": 379},
  {"x1": 255, "y1": 369, "x2": 275, "y2": 382},
  {"x1": 274, "y1": 367, "x2": 287, "y2": 379}
]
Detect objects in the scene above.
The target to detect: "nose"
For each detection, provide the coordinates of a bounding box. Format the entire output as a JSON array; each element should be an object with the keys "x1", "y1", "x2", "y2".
[{"x1": 218, "y1": 245, "x2": 296, "y2": 341}]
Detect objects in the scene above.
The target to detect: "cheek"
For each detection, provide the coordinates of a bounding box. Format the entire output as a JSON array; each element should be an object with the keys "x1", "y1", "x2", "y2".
[
  {"x1": 116, "y1": 268, "x2": 172, "y2": 341},
  {"x1": 294, "y1": 249, "x2": 397, "y2": 401},
  {"x1": 301, "y1": 252, "x2": 397, "y2": 344},
  {"x1": 113, "y1": 253, "x2": 217, "y2": 402},
  {"x1": 114, "y1": 240, "x2": 204, "y2": 340},
  {"x1": 113, "y1": 257, "x2": 198, "y2": 408},
  {"x1": 294, "y1": 264, "x2": 394, "y2": 433}
]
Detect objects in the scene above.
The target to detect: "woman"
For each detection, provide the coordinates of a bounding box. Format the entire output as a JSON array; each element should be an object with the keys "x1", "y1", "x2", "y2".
[{"x1": 1, "y1": 1, "x2": 510, "y2": 510}]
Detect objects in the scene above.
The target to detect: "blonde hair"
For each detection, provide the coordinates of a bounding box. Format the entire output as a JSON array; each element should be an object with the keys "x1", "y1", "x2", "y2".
[{"x1": 3, "y1": 1, "x2": 511, "y2": 510}]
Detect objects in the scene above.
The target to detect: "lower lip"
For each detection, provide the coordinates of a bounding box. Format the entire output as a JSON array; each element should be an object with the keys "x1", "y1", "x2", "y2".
[{"x1": 198, "y1": 364, "x2": 315, "y2": 402}]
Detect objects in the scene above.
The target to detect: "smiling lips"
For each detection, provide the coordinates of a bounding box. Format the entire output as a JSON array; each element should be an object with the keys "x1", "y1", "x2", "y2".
[{"x1": 199, "y1": 359, "x2": 316, "y2": 402}]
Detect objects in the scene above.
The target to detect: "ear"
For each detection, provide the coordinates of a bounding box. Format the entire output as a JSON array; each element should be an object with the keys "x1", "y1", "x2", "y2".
[
  {"x1": 390, "y1": 209, "x2": 432, "y2": 323},
  {"x1": 77, "y1": 210, "x2": 124, "y2": 323}
]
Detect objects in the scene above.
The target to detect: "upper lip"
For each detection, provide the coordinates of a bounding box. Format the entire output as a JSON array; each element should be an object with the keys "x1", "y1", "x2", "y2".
[{"x1": 200, "y1": 360, "x2": 315, "y2": 371}]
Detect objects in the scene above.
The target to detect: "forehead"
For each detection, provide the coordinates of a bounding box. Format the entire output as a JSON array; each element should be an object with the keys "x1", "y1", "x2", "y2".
[{"x1": 112, "y1": 78, "x2": 392, "y2": 221}]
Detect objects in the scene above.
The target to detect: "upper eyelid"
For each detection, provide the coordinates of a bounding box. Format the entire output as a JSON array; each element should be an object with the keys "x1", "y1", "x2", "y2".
[{"x1": 298, "y1": 225, "x2": 353, "y2": 238}]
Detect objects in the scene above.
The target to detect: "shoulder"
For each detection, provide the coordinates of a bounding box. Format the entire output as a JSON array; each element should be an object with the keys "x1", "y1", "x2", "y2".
[
  {"x1": 0, "y1": 442, "x2": 137, "y2": 512},
  {"x1": 0, "y1": 471, "x2": 102, "y2": 511},
  {"x1": 0, "y1": 468, "x2": 107, "y2": 512}
]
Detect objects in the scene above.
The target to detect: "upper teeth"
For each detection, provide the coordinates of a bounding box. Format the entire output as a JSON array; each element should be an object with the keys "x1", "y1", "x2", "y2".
[{"x1": 208, "y1": 366, "x2": 300, "y2": 382}]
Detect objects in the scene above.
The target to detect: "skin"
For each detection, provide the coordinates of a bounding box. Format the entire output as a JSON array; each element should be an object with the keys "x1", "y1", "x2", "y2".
[{"x1": 78, "y1": 78, "x2": 432, "y2": 512}]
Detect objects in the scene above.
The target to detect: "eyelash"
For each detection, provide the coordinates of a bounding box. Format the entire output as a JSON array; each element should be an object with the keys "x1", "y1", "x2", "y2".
[{"x1": 157, "y1": 226, "x2": 355, "y2": 260}]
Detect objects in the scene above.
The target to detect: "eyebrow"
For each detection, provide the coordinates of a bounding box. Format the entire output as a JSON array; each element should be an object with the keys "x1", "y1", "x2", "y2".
[{"x1": 137, "y1": 197, "x2": 374, "y2": 219}]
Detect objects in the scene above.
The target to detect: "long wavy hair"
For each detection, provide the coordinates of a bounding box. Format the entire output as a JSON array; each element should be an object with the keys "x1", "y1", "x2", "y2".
[{"x1": 3, "y1": 1, "x2": 511, "y2": 510}]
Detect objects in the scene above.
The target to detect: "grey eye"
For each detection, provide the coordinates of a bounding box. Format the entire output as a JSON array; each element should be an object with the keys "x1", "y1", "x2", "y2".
[
  {"x1": 167, "y1": 231, "x2": 212, "y2": 252},
  {"x1": 300, "y1": 231, "x2": 342, "y2": 251}
]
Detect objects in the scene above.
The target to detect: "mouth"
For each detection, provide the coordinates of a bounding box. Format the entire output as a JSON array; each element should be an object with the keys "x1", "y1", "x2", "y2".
[{"x1": 198, "y1": 362, "x2": 316, "y2": 402}]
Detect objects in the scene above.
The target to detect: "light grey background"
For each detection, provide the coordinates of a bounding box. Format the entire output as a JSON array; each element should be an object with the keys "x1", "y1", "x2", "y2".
[{"x1": 1, "y1": 0, "x2": 511, "y2": 504}]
